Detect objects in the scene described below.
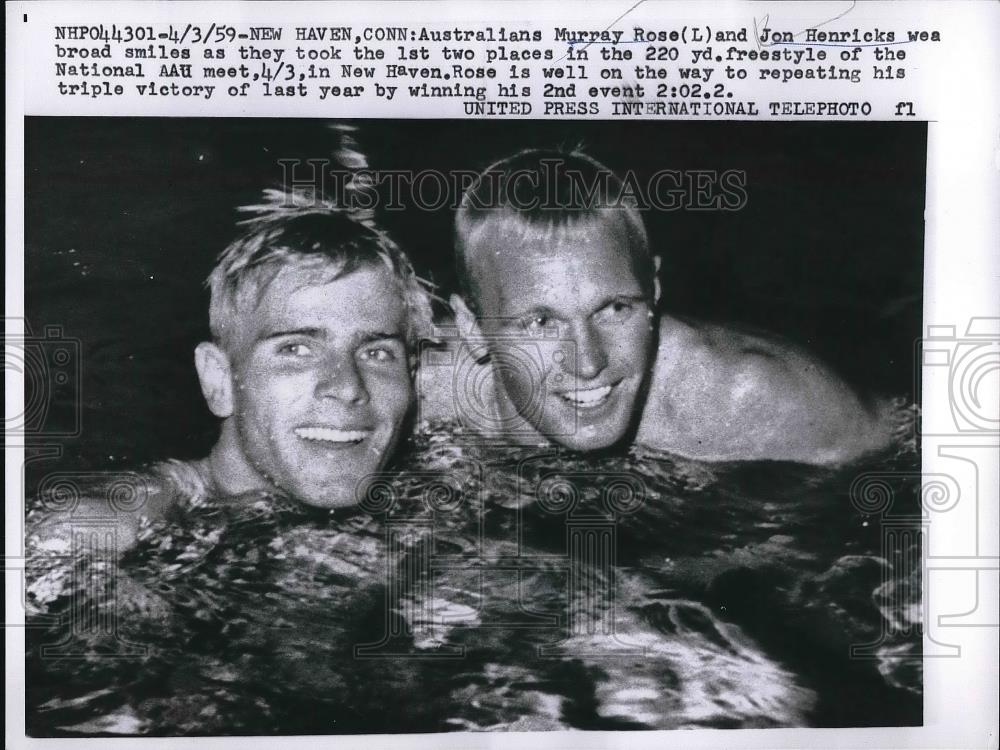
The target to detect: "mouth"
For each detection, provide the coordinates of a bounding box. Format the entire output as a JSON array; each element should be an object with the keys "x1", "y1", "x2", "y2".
[
  {"x1": 294, "y1": 426, "x2": 372, "y2": 445},
  {"x1": 557, "y1": 382, "x2": 617, "y2": 409}
]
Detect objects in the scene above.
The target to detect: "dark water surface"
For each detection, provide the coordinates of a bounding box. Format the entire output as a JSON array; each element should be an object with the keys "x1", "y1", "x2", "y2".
[{"x1": 26, "y1": 416, "x2": 922, "y2": 735}]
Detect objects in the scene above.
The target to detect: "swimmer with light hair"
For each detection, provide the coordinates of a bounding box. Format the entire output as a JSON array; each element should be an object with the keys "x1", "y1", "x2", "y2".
[
  {"x1": 429, "y1": 148, "x2": 894, "y2": 464},
  {"x1": 31, "y1": 189, "x2": 433, "y2": 549}
]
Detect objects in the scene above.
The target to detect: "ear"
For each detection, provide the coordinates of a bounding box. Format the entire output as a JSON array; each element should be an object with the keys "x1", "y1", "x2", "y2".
[
  {"x1": 194, "y1": 342, "x2": 234, "y2": 418},
  {"x1": 449, "y1": 293, "x2": 492, "y2": 366},
  {"x1": 651, "y1": 255, "x2": 662, "y2": 307},
  {"x1": 449, "y1": 293, "x2": 484, "y2": 340}
]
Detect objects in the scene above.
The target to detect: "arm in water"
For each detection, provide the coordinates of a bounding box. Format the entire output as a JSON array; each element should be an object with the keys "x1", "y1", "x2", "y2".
[{"x1": 24, "y1": 459, "x2": 213, "y2": 611}]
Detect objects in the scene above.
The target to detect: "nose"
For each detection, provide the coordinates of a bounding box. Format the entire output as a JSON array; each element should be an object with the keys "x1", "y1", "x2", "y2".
[
  {"x1": 315, "y1": 358, "x2": 369, "y2": 405},
  {"x1": 569, "y1": 320, "x2": 609, "y2": 381}
]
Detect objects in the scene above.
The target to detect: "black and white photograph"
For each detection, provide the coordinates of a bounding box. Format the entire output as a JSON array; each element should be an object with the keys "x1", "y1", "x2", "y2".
[{"x1": 21, "y1": 117, "x2": 926, "y2": 735}]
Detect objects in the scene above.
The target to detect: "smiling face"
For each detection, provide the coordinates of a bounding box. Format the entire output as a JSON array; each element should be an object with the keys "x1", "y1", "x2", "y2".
[
  {"x1": 466, "y1": 218, "x2": 658, "y2": 451},
  {"x1": 207, "y1": 263, "x2": 413, "y2": 508}
]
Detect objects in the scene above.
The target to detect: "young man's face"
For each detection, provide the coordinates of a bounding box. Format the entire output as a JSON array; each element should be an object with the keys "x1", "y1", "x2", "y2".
[
  {"x1": 465, "y1": 220, "x2": 658, "y2": 451},
  {"x1": 219, "y1": 264, "x2": 413, "y2": 508}
]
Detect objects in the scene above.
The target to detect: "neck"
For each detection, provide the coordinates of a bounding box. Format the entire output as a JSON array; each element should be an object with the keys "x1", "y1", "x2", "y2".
[
  {"x1": 485, "y1": 368, "x2": 552, "y2": 448},
  {"x1": 652, "y1": 313, "x2": 694, "y2": 376},
  {"x1": 204, "y1": 420, "x2": 276, "y2": 497}
]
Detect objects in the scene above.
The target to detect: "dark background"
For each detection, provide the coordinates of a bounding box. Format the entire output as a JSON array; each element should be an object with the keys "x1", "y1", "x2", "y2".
[{"x1": 25, "y1": 118, "x2": 925, "y2": 476}]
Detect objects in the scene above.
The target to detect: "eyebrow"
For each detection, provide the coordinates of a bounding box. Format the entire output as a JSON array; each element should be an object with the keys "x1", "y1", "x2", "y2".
[
  {"x1": 358, "y1": 332, "x2": 406, "y2": 345},
  {"x1": 594, "y1": 294, "x2": 648, "y2": 309},
  {"x1": 255, "y1": 327, "x2": 325, "y2": 345},
  {"x1": 510, "y1": 305, "x2": 559, "y2": 320},
  {"x1": 256, "y1": 328, "x2": 405, "y2": 346},
  {"x1": 509, "y1": 295, "x2": 648, "y2": 321}
]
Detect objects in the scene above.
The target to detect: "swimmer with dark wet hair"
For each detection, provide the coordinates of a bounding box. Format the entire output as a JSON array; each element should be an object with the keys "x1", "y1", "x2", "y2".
[
  {"x1": 30, "y1": 189, "x2": 434, "y2": 550},
  {"x1": 424, "y1": 148, "x2": 895, "y2": 464}
]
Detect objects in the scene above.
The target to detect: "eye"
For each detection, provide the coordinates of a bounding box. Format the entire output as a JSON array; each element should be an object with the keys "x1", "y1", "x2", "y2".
[
  {"x1": 596, "y1": 300, "x2": 636, "y2": 324},
  {"x1": 358, "y1": 345, "x2": 398, "y2": 363},
  {"x1": 277, "y1": 342, "x2": 313, "y2": 357},
  {"x1": 523, "y1": 315, "x2": 549, "y2": 332}
]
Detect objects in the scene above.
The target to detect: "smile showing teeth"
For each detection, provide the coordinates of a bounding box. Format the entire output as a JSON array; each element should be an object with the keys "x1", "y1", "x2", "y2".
[
  {"x1": 560, "y1": 384, "x2": 613, "y2": 407},
  {"x1": 294, "y1": 426, "x2": 370, "y2": 444}
]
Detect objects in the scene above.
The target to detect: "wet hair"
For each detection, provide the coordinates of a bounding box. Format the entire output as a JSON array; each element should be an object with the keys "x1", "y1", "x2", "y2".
[
  {"x1": 208, "y1": 188, "x2": 433, "y2": 354},
  {"x1": 454, "y1": 148, "x2": 652, "y2": 312}
]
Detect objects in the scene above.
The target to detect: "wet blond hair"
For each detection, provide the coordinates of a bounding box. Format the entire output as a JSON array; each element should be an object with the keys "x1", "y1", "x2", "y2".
[
  {"x1": 208, "y1": 188, "x2": 433, "y2": 355},
  {"x1": 454, "y1": 148, "x2": 652, "y2": 312}
]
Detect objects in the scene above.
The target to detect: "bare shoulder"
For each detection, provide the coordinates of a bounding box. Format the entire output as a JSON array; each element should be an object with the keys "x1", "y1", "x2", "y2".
[
  {"x1": 639, "y1": 317, "x2": 894, "y2": 464},
  {"x1": 27, "y1": 462, "x2": 204, "y2": 554},
  {"x1": 702, "y1": 322, "x2": 846, "y2": 392}
]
